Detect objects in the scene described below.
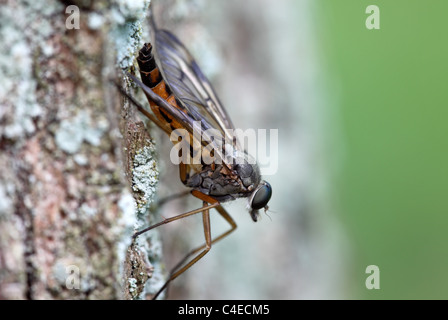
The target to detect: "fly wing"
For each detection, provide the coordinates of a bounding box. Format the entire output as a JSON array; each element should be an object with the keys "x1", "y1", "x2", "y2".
[
  {"x1": 126, "y1": 72, "x2": 223, "y2": 162},
  {"x1": 148, "y1": 11, "x2": 241, "y2": 150}
]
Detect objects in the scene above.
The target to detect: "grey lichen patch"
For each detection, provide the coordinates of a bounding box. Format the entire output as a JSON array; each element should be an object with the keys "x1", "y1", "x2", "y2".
[
  {"x1": 54, "y1": 110, "x2": 109, "y2": 154},
  {"x1": 124, "y1": 134, "x2": 168, "y2": 298},
  {"x1": 116, "y1": 191, "x2": 137, "y2": 267},
  {"x1": 122, "y1": 120, "x2": 165, "y2": 298},
  {"x1": 0, "y1": 183, "x2": 13, "y2": 217},
  {"x1": 0, "y1": 0, "x2": 67, "y2": 140},
  {"x1": 109, "y1": 0, "x2": 151, "y2": 69},
  {"x1": 0, "y1": 6, "x2": 43, "y2": 140},
  {"x1": 132, "y1": 144, "x2": 158, "y2": 219},
  {"x1": 128, "y1": 277, "x2": 137, "y2": 292},
  {"x1": 117, "y1": 191, "x2": 137, "y2": 233},
  {"x1": 111, "y1": 18, "x2": 144, "y2": 69},
  {"x1": 0, "y1": 0, "x2": 157, "y2": 301}
]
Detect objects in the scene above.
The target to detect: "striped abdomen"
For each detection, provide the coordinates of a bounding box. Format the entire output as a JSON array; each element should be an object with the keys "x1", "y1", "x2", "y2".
[
  {"x1": 137, "y1": 43, "x2": 198, "y2": 178},
  {"x1": 137, "y1": 43, "x2": 187, "y2": 133}
]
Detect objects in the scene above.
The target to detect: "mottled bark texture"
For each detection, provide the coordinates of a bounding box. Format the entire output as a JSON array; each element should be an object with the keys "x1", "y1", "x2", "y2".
[{"x1": 0, "y1": 0, "x2": 158, "y2": 299}]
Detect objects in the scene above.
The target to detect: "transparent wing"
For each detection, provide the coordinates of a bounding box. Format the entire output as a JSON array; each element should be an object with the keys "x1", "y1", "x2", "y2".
[
  {"x1": 148, "y1": 11, "x2": 241, "y2": 150},
  {"x1": 126, "y1": 72, "x2": 227, "y2": 163}
]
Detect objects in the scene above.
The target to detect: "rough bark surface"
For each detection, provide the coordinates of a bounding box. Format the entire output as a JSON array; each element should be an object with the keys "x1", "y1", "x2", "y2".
[{"x1": 0, "y1": 0, "x2": 158, "y2": 299}]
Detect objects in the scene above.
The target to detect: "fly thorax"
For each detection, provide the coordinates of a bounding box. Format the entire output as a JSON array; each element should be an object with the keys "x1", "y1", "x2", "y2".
[
  {"x1": 185, "y1": 151, "x2": 260, "y2": 199},
  {"x1": 186, "y1": 164, "x2": 241, "y2": 197},
  {"x1": 232, "y1": 150, "x2": 261, "y2": 192}
]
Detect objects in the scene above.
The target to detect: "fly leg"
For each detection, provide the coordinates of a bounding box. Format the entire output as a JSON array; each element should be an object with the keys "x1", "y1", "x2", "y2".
[
  {"x1": 132, "y1": 200, "x2": 218, "y2": 239},
  {"x1": 168, "y1": 191, "x2": 237, "y2": 280},
  {"x1": 163, "y1": 190, "x2": 237, "y2": 298},
  {"x1": 147, "y1": 200, "x2": 213, "y2": 300}
]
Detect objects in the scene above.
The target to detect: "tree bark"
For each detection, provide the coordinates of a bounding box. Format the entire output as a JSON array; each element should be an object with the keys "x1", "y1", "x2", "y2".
[{"x1": 0, "y1": 0, "x2": 159, "y2": 299}]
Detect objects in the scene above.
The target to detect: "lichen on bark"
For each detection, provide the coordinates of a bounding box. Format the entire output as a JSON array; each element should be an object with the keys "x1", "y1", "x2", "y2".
[{"x1": 0, "y1": 0, "x2": 160, "y2": 300}]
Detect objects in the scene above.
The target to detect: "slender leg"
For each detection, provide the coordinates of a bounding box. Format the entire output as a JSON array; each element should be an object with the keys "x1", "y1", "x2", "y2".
[
  {"x1": 164, "y1": 191, "x2": 237, "y2": 298},
  {"x1": 132, "y1": 201, "x2": 219, "y2": 239},
  {"x1": 151, "y1": 201, "x2": 212, "y2": 300},
  {"x1": 168, "y1": 204, "x2": 237, "y2": 279},
  {"x1": 134, "y1": 189, "x2": 237, "y2": 300}
]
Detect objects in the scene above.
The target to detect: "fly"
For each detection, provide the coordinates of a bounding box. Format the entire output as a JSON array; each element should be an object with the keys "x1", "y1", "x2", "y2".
[{"x1": 120, "y1": 6, "x2": 272, "y2": 300}]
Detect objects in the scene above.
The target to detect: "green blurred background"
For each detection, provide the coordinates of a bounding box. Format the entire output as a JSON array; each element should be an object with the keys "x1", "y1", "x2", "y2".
[{"x1": 316, "y1": 0, "x2": 448, "y2": 299}]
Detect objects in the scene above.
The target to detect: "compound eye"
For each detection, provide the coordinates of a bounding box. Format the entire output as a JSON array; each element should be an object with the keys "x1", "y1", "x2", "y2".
[{"x1": 251, "y1": 182, "x2": 272, "y2": 210}]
